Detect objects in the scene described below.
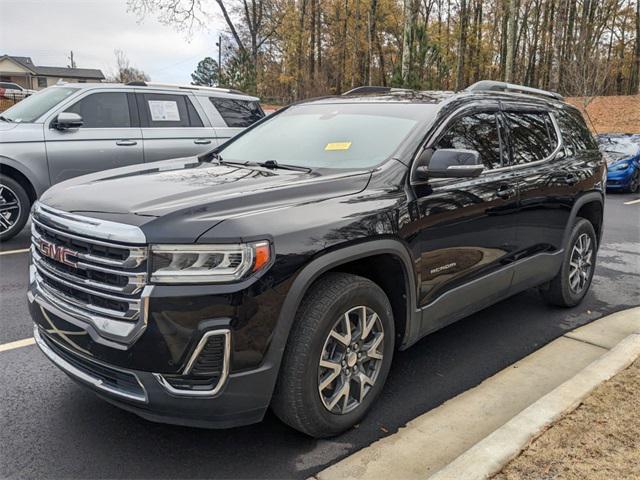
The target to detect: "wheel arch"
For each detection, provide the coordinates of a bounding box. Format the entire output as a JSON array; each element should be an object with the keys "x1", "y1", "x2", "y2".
[
  {"x1": 564, "y1": 191, "x2": 604, "y2": 248},
  {"x1": 0, "y1": 159, "x2": 40, "y2": 204},
  {"x1": 265, "y1": 239, "x2": 419, "y2": 392}
]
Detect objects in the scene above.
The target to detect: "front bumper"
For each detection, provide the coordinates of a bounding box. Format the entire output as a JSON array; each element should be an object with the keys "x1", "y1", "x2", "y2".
[
  {"x1": 33, "y1": 322, "x2": 276, "y2": 428},
  {"x1": 606, "y1": 168, "x2": 635, "y2": 189}
]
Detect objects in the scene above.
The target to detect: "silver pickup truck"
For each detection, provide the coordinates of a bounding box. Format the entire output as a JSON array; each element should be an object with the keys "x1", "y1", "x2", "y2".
[{"x1": 0, "y1": 82, "x2": 264, "y2": 240}]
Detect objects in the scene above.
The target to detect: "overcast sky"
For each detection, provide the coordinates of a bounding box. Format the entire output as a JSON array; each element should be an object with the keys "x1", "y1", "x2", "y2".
[{"x1": 1, "y1": 0, "x2": 224, "y2": 83}]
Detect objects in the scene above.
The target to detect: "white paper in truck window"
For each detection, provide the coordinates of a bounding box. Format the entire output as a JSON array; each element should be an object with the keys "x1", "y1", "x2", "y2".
[{"x1": 148, "y1": 100, "x2": 180, "y2": 121}]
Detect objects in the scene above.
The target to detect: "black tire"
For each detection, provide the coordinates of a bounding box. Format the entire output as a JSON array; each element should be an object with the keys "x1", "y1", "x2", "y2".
[
  {"x1": 272, "y1": 272, "x2": 395, "y2": 438},
  {"x1": 540, "y1": 218, "x2": 597, "y2": 307},
  {"x1": 0, "y1": 174, "x2": 31, "y2": 242},
  {"x1": 627, "y1": 169, "x2": 640, "y2": 193}
]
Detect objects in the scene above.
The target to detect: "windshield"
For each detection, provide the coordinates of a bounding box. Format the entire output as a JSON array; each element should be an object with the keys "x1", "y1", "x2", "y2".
[
  {"x1": 1, "y1": 87, "x2": 79, "y2": 123},
  {"x1": 219, "y1": 103, "x2": 432, "y2": 169}
]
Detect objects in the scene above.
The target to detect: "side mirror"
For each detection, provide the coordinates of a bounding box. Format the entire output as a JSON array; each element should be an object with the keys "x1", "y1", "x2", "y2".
[
  {"x1": 415, "y1": 148, "x2": 484, "y2": 180},
  {"x1": 53, "y1": 112, "x2": 83, "y2": 130}
]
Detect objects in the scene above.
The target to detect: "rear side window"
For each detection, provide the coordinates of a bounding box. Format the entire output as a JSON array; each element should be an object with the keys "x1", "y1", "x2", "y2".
[
  {"x1": 139, "y1": 93, "x2": 204, "y2": 128},
  {"x1": 556, "y1": 109, "x2": 598, "y2": 154},
  {"x1": 209, "y1": 97, "x2": 264, "y2": 128},
  {"x1": 435, "y1": 111, "x2": 504, "y2": 169},
  {"x1": 504, "y1": 112, "x2": 558, "y2": 164},
  {"x1": 65, "y1": 92, "x2": 131, "y2": 128}
]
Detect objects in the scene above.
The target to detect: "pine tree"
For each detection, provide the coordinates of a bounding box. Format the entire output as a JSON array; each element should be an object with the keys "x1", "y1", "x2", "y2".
[{"x1": 191, "y1": 57, "x2": 220, "y2": 86}]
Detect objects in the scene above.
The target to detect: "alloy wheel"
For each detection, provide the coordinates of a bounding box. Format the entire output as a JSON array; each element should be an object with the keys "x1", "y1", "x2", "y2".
[
  {"x1": 568, "y1": 233, "x2": 593, "y2": 294},
  {"x1": 318, "y1": 306, "x2": 385, "y2": 414},
  {"x1": 0, "y1": 185, "x2": 21, "y2": 234}
]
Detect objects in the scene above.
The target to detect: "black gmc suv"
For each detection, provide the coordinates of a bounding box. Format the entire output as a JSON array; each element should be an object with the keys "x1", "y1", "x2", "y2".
[{"x1": 28, "y1": 81, "x2": 605, "y2": 437}]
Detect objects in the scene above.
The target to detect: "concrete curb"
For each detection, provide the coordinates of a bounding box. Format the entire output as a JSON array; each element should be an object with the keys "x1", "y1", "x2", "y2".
[
  {"x1": 429, "y1": 332, "x2": 640, "y2": 479},
  {"x1": 314, "y1": 306, "x2": 640, "y2": 480}
]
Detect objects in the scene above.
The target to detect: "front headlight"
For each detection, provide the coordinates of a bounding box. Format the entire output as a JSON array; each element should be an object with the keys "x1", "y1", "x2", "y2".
[
  {"x1": 150, "y1": 241, "x2": 271, "y2": 284},
  {"x1": 610, "y1": 161, "x2": 630, "y2": 171}
]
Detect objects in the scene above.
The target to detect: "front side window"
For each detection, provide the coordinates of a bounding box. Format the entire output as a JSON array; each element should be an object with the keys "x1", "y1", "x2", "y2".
[
  {"x1": 435, "y1": 111, "x2": 504, "y2": 169},
  {"x1": 0, "y1": 86, "x2": 79, "y2": 123},
  {"x1": 210, "y1": 97, "x2": 264, "y2": 128},
  {"x1": 220, "y1": 103, "x2": 432, "y2": 169},
  {"x1": 140, "y1": 93, "x2": 203, "y2": 128},
  {"x1": 65, "y1": 92, "x2": 131, "y2": 128},
  {"x1": 505, "y1": 112, "x2": 557, "y2": 164}
]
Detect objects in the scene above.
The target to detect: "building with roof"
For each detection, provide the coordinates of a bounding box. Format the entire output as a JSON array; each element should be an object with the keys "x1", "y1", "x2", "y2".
[{"x1": 0, "y1": 55, "x2": 105, "y2": 90}]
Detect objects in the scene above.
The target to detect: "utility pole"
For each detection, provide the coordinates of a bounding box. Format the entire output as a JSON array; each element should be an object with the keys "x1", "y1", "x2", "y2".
[{"x1": 215, "y1": 36, "x2": 222, "y2": 86}]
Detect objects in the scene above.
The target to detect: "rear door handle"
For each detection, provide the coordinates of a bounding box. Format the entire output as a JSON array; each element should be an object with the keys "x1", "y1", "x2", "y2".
[
  {"x1": 116, "y1": 139, "x2": 137, "y2": 146},
  {"x1": 496, "y1": 185, "x2": 517, "y2": 199},
  {"x1": 194, "y1": 138, "x2": 212, "y2": 145}
]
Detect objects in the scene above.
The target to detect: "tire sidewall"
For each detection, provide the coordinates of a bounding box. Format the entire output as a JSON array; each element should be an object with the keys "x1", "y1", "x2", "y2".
[
  {"x1": 560, "y1": 219, "x2": 597, "y2": 306},
  {"x1": 300, "y1": 283, "x2": 395, "y2": 435},
  {"x1": 0, "y1": 174, "x2": 30, "y2": 241}
]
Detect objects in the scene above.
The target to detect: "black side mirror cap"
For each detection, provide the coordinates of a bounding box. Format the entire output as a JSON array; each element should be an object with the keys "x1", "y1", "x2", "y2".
[
  {"x1": 427, "y1": 149, "x2": 484, "y2": 178},
  {"x1": 53, "y1": 112, "x2": 83, "y2": 130}
]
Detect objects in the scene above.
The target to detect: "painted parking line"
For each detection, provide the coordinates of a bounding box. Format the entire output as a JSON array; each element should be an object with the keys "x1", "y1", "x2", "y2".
[
  {"x1": 0, "y1": 337, "x2": 35, "y2": 353},
  {"x1": 623, "y1": 198, "x2": 640, "y2": 205},
  {"x1": 0, "y1": 248, "x2": 30, "y2": 256}
]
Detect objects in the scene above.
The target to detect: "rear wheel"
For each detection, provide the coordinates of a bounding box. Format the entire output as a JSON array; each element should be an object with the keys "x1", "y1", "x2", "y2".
[
  {"x1": 540, "y1": 218, "x2": 597, "y2": 307},
  {"x1": 272, "y1": 272, "x2": 395, "y2": 438},
  {"x1": 0, "y1": 174, "x2": 30, "y2": 242}
]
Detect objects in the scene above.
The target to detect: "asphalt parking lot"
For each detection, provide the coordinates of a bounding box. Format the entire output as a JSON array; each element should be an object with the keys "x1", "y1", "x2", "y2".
[{"x1": 1, "y1": 193, "x2": 639, "y2": 479}]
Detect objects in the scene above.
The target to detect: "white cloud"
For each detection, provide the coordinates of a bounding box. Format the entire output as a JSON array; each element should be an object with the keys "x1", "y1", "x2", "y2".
[{"x1": 0, "y1": 0, "x2": 225, "y2": 83}]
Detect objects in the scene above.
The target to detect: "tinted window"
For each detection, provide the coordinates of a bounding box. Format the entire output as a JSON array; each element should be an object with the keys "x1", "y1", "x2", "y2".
[
  {"x1": 435, "y1": 112, "x2": 503, "y2": 169},
  {"x1": 504, "y1": 112, "x2": 557, "y2": 164},
  {"x1": 209, "y1": 98, "x2": 264, "y2": 128},
  {"x1": 0, "y1": 82, "x2": 21, "y2": 90},
  {"x1": 140, "y1": 93, "x2": 203, "y2": 128},
  {"x1": 65, "y1": 92, "x2": 131, "y2": 128},
  {"x1": 557, "y1": 109, "x2": 597, "y2": 155}
]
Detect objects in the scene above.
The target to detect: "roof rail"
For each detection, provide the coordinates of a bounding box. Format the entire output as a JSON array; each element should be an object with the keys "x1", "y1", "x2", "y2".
[
  {"x1": 466, "y1": 80, "x2": 563, "y2": 100},
  {"x1": 125, "y1": 81, "x2": 248, "y2": 96},
  {"x1": 342, "y1": 86, "x2": 416, "y2": 96}
]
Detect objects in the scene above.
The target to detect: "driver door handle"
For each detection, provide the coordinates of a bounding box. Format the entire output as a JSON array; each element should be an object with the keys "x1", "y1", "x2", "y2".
[
  {"x1": 194, "y1": 138, "x2": 212, "y2": 145},
  {"x1": 496, "y1": 185, "x2": 517, "y2": 199},
  {"x1": 116, "y1": 139, "x2": 137, "y2": 146}
]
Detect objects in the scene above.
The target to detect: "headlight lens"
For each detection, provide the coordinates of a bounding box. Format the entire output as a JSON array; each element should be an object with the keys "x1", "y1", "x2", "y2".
[
  {"x1": 150, "y1": 241, "x2": 271, "y2": 284},
  {"x1": 610, "y1": 162, "x2": 630, "y2": 171}
]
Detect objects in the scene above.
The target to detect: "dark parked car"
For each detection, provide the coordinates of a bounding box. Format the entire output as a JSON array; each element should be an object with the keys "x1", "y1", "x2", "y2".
[{"x1": 28, "y1": 81, "x2": 605, "y2": 437}]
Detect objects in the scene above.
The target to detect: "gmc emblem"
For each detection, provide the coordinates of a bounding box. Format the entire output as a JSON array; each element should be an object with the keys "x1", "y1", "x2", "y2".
[{"x1": 38, "y1": 240, "x2": 78, "y2": 268}]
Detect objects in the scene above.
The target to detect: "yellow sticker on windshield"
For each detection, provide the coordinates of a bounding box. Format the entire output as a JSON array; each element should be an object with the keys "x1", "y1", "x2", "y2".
[{"x1": 325, "y1": 142, "x2": 352, "y2": 151}]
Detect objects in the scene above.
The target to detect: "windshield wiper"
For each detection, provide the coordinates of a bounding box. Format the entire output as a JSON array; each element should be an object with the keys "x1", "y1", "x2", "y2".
[
  {"x1": 254, "y1": 160, "x2": 312, "y2": 173},
  {"x1": 0, "y1": 115, "x2": 13, "y2": 123}
]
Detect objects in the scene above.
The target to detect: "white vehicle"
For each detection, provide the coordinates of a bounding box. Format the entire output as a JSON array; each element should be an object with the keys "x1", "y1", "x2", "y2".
[{"x1": 0, "y1": 82, "x2": 37, "y2": 100}]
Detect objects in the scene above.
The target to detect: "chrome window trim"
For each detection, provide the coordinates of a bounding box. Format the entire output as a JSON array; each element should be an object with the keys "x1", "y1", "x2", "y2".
[
  {"x1": 33, "y1": 202, "x2": 147, "y2": 245},
  {"x1": 409, "y1": 104, "x2": 564, "y2": 186},
  {"x1": 34, "y1": 325, "x2": 148, "y2": 403},
  {"x1": 154, "y1": 329, "x2": 231, "y2": 398}
]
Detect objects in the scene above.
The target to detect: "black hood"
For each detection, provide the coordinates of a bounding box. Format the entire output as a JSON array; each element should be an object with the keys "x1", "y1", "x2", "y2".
[{"x1": 40, "y1": 157, "x2": 372, "y2": 242}]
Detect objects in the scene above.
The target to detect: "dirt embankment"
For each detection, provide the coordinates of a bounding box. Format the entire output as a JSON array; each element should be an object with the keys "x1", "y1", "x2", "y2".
[
  {"x1": 495, "y1": 359, "x2": 640, "y2": 480},
  {"x1": 566, "y1": 95, "x2": 640, "y2": 134}
]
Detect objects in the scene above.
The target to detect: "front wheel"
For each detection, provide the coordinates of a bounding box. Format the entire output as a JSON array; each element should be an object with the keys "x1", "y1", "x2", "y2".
[
  {"x1": 272, "y1": 272, "x2": 395, "y2": 438},
  {"x1": 627, "y1": 169, "x2": 640, "y2": 193},
  {"x1": 0, "y1": 174, "x2": 31, "y2": 242}
]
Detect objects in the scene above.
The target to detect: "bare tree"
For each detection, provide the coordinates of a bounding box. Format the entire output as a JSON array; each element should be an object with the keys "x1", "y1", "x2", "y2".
[{"x1": 109, "y1": 50, "x2": 150, "y2": 83}]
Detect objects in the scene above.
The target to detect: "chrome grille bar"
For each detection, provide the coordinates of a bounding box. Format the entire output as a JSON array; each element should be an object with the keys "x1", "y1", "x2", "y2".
[{"x1": 30, "y1": 201, "x2": 149, "y2": 345}]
